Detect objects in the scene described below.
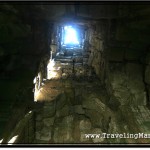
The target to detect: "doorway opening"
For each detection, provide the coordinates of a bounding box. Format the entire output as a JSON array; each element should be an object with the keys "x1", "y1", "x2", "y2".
[{"x1": 58, "y1": 24, "x2": 85, "y2": 56}]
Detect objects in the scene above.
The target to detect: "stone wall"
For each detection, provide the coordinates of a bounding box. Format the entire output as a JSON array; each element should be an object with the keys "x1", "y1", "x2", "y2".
[
  {"x1": 0, "y1": 4, "x2": 50, "y2": 139},
  {"x1": 105, "y1": 4, "x2": 150, "y2": 107},
  {"x1": 85, "y1": 22, "x2": 106, "y2": 84}
]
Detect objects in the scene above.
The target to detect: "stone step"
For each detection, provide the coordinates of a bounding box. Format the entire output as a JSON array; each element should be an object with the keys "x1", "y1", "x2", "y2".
[
  {"x1": 60, "y1": 62, "x2": 73, "y2": 66},
  {"x1": 74, "y1": 63, "x2": 83, "y2": 66},
  {"x1": 55, "y1": 56, "x2": 73, "y2": 59},
  {"x1": 55, "y1": 58, "x2": 73, "y2": 63}
]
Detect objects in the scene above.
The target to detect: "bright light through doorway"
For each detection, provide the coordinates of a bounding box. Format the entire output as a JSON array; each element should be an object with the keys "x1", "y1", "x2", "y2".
[{"x1": 64, "y1": 26, "x2": 79, "y2": 45}]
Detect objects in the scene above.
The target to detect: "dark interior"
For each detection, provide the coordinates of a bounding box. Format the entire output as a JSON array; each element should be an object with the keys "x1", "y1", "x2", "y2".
[{"x1": 0, "y1": 1, "x2": 150, "y2": 145}]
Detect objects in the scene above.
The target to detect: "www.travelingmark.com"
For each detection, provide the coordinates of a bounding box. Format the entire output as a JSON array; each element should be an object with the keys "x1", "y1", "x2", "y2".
[{"x1": 85, "y1": 133, "x2": 150, "y2": 139}]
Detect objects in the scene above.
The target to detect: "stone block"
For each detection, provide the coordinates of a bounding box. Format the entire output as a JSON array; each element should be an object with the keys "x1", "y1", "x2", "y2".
[
  {"x1": 28, "y1": 126, "x2": 34, "y2": 135},
  {"x1": 40, "y1": 134, "x2": 51, "y2": 141},
  {"x1": 28, "y1": 136, "x2": 34, "y2": 143},
  {"x1": 109, "y1": 72, "x2": 127, "y2": 89},
  {"x1": 127, "y1": 79, "x2": 145, "y2": 93},
  {"x1": 133, "y1": 91, "x2": 147, "y2": 106},
  {"x1": 72, "y1": 120, "x2": 81, "y2": 142},
  {"x1": 125, "y1": 49, "x2": 142, "y2": 61},
  {"x1": 113, "y1": 87, "x2": 132, "y2": 105},
  {"x1": 44, "y1": 101, "x2": 55, "y2": 106},
  {"x1": 79, "y1": 119, "x2": 92, "y2": 131},
  {"x1": 43, "y1": 117, "x2": 55, "y2": 127},
  {"x1": 74, "y1": 105, "x2": 85, "y2": 115},
  {"x1": 35, "y1": 114, "x2": 43, "y2": 121},
  {"x1": 56, "y1": 105, "x2": 69, "y2": 117},
  {"x1": 61, "y1": 115, "x2": 74, "y2": 127},
  {"x1": 53, "y1": 127, "x2": 73, "y2": 143},
  {"x1": 43, "y1": 104, "x2": 55, "y2": 118},
  {"x1": 53, "y1": 116, "x2": 74, "y2": 143},
  {"x1": 35, "y1": 132, "x2": 41, "y2": 140},
  {"x1": 85, "y1": 109, "x2": 103, "y2": 128},
  {"x1": 108, "y1": 48, "x2": 124, "y2": 62},
  {"x1": 88, "y1": 52, "x2": 94, "y2": 66},
  {"x1": 125, "y1": 63, "x2": 143, "y2": 80},
  {"x1": 36, "y1": 121, "x2": 43, "y2": 131},
  {"x1": 82, "y1": 94, "x2": 106, "y2": 112},
  {"x1": 41, "y1": 126, "x2": 52, "y2": 140},
  {"x1": 56, "y1": 93, "x2": 67, "y2": 110}
]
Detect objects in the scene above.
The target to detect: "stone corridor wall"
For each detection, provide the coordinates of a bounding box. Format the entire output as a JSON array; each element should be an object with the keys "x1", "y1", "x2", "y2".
[
  {"x1": 86, "y1": 22, "x2": 107, "y2": 84},
  {"x1": 0, "y1": 4, "x2": 50, "y2": 139},
  {"x1": 107, "y1": 51, "x2": 147, "y2": 106},
  {"x1": 105, "y1": 4, "x2": 150, "y2": 107}
]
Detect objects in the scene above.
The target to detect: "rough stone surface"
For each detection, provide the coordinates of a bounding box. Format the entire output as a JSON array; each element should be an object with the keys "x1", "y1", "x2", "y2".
[
  {"x1": 82, "y1": 94, "x2": 105, "y2": 111},
  {"x1": 36, "y1": 114, "x2": 43, "y2": 121},
  {"x1": 109, "y1": 63, "x2": 146, "y2": 106},
  {"x1": 34, "y1": 75, "x2": 150, "y2": 144},
  {"x1": 108, "y1": 48, "x2": 124, "y2": 62},
  {"x1": 53, "y1": 115, "x2": 74, "y2": 143},
  {"x1": 61, "y1": 115, "x2": 74, "y2": 127},
  {"x1": 56, "y1": 105, "x2": 69, "y2": 117},
  {"x1": 91, "y1": 128, "x2": 104, "y2": 143},
  {"x1": 73, "y1": 105, "x2": 85, "y2": 114},
  {"x1": 85, "y1": 109, "x2": 103, "y2": 128},
  {"x1": 125, "y1": 63, "x2": 143, "y2": 80},
  {"x1": 125, "y1": 49, "x2": 142, "y2": 61},
  {"x1": 36, "y1": 121, "x2": 43, "y2": 131},
  {"x1": 79, "y1": 119, "x2": 92, "y2": 131},
  {"x1": 41, "y1": 126, "x2": 51, "y2": 136},
  {"x1": 43, "y1": 104, "x2": 56, "y2": 118},
  {"x1": 43, "y1": 117, "x2": 55, "y2": 127},
  {"x1": 53, "y1": 127, "x2": 73, "y2": 143},
  {"x1": 35, "y1": 132, "x2": 41, "y2": 140},
  {"x1": 56, "y1": 93, "x2": 67, "y2": 110}
]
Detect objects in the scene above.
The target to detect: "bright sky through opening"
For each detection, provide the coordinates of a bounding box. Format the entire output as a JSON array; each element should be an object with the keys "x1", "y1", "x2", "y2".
[{"x1": 64, "y1": 26, "x2": 79, "y2": 45}]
